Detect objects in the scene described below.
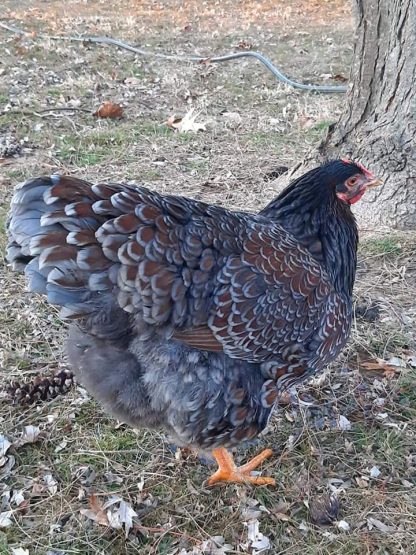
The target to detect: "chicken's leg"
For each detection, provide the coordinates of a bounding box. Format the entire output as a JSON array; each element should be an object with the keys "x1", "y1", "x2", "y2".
[{"x1": 207, "y1": 447, "x2": 275, "y2": 486}]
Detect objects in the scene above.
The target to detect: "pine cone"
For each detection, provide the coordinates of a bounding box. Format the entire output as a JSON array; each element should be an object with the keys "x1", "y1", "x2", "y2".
[{"x1": 7, "y1": 370, "x2": 75, "y2": 405}]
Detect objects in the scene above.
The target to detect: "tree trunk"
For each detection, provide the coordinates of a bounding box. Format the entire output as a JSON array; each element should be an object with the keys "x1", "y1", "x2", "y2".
[{"x1": 285, "y1": 0, "x2": 416, "y2": 230}]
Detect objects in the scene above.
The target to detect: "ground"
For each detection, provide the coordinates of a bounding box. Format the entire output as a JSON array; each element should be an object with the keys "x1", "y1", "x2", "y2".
[{"x1": 0, "y1": 1, "x2": 415, "y2": 554}]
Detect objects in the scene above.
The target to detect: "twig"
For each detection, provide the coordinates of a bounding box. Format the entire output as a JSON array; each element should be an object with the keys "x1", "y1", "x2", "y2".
[{"x1": 0, "y1": 21, "x2": 348, "y2": 94}]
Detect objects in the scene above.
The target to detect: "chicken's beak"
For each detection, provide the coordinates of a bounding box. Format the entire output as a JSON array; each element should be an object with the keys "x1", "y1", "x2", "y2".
[{"x1": 366, "y1": 177, "x2": 383, "y2": 189}]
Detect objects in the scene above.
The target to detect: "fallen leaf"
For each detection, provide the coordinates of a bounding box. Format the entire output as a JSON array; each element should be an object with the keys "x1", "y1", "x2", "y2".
[
  {"x1": 200, "y1": 536, "x2": 233, "y2": 554},
  {"x1": 165, "y1": 115, "x2": 183, "y2": 129},
  {"x1": 367, "y1": 517, "x2": 395, "y2": 533},
  {"x1": 298, "y1": 520, "x2": 310, "y2": 532},
  {"x1": 0, "y1": 435, "x2": 11, "y2": 457},
  {"x1": 0, "y1": 455, "x2": 16, "y2": 479},
  {"x1": 44, "y1": 474, "x2": 58, "y2": 495},
  {"x1": 386, "y1": 356, "x2": 407, "y2": 368},
  {"x1": 16, "y1": 499, "x2": 30, "y2": 514},
  {"x1": 74, "y1": 465, "x2": 96, "y2": 485},
  {"x1": 237, "y1": 39, "x2": 253, "y2": 50},
  {"x1": 243, "y1": 519, "x2": 271, "y2": 554},
  {"x1": 0, "y1": 510, "x2": 13, "y2": 528},
  {"x1": 369, "y1": 466, "x2": 381, "y2": 478},
  {"x1": 355, "y1": 476, "x2": 369, "y2": 488},
  {"x1": 11, "y1": 490, "x2": 25, "y2": 507},
  {"x1": 93, "y1": 101, "x2": 123, "y2": 119},
  {"x1": 332, "y1": 73, "x2": 348, "y2": 82},
  {"x1": 337, "y1": 520, "x2": 350, "y2": 531},
  {"x1": 241, "y1": 507, "x2": 262, "y2": 520},
  {"x1": 54, "y1": 440, "x2": 68, "y2": 453},
  {"x1": 118, "y1": 498, "x2": 138, "y2": 538},
  {"x1": 274, "y1": 512, "x2": 290, "y2": 521},
  {"x1": 361, "y1": 359, "x2": 402, "y2": 378},
  {"x1": 165, "y1": 108, "x2": 206, "y2": 133},
  {"x1": 337, "y1": 415, "x2": 352, "y2": 431},
  {"x1": 124, "y1": 77, "x2": 141, "y2": 87},
  {"x1": 104, "y1": 472, "x2": 123, "y2": 484},
  {"x1": 80, "y1": 494, "x2": 109, "y2": 527},
  {"x1": 80, "y1": 495, "x2": 137, "y2": 536},
  {"x1": 17, "y1": 425, "x2": 40, "y2": 446}
]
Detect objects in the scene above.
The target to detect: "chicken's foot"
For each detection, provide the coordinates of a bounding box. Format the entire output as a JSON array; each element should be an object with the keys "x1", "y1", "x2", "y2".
[{"x1": 207, "y1": 447, "x2": 275, "y2": 486}]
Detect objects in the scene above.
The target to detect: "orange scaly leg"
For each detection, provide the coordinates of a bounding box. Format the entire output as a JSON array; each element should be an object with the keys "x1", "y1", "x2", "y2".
[{"x1": 207, "y1": 447, "x2": 275, "y2": 486}]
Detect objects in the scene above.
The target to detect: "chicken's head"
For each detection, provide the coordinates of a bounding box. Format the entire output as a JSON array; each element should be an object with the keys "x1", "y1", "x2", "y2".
[{"x1": 334, "y1": 159, "x2": 382, "y2": 205}]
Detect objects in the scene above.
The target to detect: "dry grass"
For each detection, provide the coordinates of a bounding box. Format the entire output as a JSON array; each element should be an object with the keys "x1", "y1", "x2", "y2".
[{"x1": 1, "y1": 1, "x2": 416, "y2": 554}]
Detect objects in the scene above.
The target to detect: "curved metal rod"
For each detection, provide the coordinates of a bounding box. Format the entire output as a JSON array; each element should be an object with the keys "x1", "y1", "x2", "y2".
[{"x1": 0, "y1": 22, "x2": 348, "y2": 94}]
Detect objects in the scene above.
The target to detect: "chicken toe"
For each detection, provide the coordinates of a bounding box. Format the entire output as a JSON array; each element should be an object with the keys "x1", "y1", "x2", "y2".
[{"x1": 207, "y1": 447, "x2": 275, "y2": 486}]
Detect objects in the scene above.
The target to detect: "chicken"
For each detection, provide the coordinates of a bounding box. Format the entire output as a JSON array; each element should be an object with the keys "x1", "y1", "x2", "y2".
[{"x1": 6, "y1": 159, "x2": 381, "y2": 486}]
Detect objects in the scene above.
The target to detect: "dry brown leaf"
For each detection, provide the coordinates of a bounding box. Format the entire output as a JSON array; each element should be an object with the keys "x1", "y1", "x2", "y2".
[
  {"x1": 333, "y1": 73, "x2": 348, "y2": 82},
  {"x1": 355, "y1": 476, "x2": 369, "y2": 488},
  {"x1": 80, "y1": 494, "x2": 109, "y2": 527},
  {"x1": 93, "y1": 101, "x2": 123, "y2": 119},
  {"x1": 124, "y1": 77, "x2": 141, "y2": 87},
  {"x1": 237, "y1": 39, "x2": 254, "y2": 50},
  {"x1": 165, "y1": 109, "x2": 206, "y2": 132},
  {"x1": 361, "y1": 359, "x2": 401, "y2": 378},
  {"x1": 274, "y1": 512, "x2": 290, "y2": 522},
  {"x1": 80, "y1": 495, "x2": 137, "y2": 536},
  {"x1": 165, "y1": 115, "x2": 183, "y2": 129}
]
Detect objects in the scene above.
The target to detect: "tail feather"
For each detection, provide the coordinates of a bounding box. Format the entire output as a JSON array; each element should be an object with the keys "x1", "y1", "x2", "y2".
[
  {"x1": 25, "y1": 258, "x2": 50, "y2": 294},
  {"x1": 6, "y1": 175, "x2": 119, "y2": 326}
]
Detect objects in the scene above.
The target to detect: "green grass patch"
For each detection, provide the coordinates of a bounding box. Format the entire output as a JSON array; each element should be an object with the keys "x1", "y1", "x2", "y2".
[
  {"x1": 360, "y1": 236, "x2": 402, "y2": 256},
  {"x1": 312, "y1": 120, "x2": 334, "y2": 132},
  {"x1": 46, "y1": 87, "x2": 62, "y2": 98},
  {"x1": 247, "y1": 131, "x2": 285, "y2": 148},
  {"x1": 141, "y1": 168, "x2": 161, "y2": 180}
]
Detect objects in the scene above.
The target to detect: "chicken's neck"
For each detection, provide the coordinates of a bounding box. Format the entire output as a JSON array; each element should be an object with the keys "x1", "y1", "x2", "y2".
[{"x1": 260, "y1": 193, "x2": 358, "y2": 298}]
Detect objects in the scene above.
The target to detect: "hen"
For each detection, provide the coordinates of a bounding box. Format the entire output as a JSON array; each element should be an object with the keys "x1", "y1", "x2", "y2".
[{"x1": 6, "y1": 159, "x2": 380, "y2": 486}]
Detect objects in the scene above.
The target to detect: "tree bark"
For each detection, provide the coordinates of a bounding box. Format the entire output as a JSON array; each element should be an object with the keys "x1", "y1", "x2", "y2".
[{"x1": 284, "y1": 0, "x2": 416, "y2": 230}]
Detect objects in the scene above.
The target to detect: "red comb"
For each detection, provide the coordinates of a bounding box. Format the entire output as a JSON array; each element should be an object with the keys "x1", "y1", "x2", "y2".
[{"x1": 341, "y1": 158, "x2": 373, "y2": 178}]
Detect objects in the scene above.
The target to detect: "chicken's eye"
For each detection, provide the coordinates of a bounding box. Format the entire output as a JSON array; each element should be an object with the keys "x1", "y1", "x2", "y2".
[{"x1": 347, "y1": 176, "x2": 358, "y2": 187}]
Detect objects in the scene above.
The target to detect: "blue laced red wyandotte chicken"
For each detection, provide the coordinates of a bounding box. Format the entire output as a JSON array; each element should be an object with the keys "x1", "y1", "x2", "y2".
[{"x1": 6, "y1": 159, "x2": 381, "y2": 486}]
